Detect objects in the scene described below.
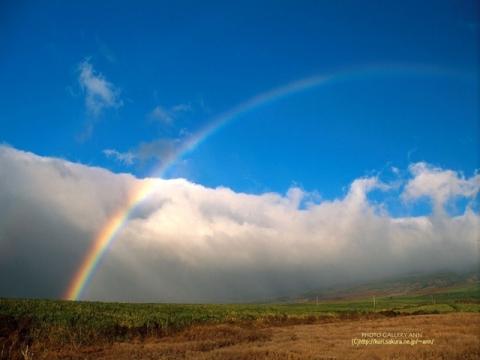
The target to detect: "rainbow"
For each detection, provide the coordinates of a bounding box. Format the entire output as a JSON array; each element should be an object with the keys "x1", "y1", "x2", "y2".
[{"x1": 64, "y1": 63, "x2": 466, "y2": 300}]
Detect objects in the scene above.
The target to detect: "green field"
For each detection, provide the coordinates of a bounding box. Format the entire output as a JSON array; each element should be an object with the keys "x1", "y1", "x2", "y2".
[{"x1": 1, "y1": 285, "x2": 479, "y2": 347}]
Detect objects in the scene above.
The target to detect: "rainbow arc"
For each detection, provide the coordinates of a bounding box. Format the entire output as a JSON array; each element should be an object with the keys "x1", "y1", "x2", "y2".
[{"x1": 64, "y1": 64, "x2": 465, "y2": 300}]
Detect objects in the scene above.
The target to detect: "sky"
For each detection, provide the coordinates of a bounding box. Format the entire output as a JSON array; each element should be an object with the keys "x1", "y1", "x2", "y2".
[{"x1": 0, "y1": 1, "x2": 479, "y2": 302}]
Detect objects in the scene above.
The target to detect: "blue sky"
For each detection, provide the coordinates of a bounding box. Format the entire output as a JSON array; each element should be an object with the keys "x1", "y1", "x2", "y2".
[
  {"x1": 1, "y1": 1, "x2": 480, "y2": 302},
  {"x1": 1, "y1": 0, "x2": 478, "y2": 201}
]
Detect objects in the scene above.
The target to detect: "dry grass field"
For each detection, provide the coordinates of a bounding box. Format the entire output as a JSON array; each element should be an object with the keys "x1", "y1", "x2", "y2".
[
  {"x1": 2, "y1": 283, "x2": 478, "y2": 359},
  {"x1": 20, "y1": 313, "x2": 480, "y2": 360}
]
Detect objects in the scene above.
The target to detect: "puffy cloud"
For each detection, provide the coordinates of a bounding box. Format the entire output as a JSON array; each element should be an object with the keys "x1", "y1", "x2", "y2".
[
  {"x1": 0, "y1": 146, "x2": 478, "y2": 302},
  {"x1": 78, "y1": 59, "x2": 122, "y2": 117},
  {"x1": 402, "y1": 162, "x2": 480, "y2": 210}
]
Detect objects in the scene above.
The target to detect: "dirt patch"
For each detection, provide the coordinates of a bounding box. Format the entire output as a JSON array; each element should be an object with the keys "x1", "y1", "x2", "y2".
[{"x1": 5, "y1": 313, "x2": 480, "y2": 359}]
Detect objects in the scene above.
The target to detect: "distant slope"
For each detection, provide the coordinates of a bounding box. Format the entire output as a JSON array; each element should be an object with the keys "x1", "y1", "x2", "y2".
[{"x1": 295, "y1": 270, "x2": 479, "y2": 302}]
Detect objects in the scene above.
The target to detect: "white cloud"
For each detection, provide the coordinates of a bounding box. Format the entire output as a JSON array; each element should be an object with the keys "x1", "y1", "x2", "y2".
[
  {"x1": 149, "y1": 106, "x2": 173, "y2": 124},
  {"x1": 135, "y1": 138, "x2": 181, "y2": 163},
  {"x1": 78, "y1": 59, "x2": 122, "y2": 117},
  {"x1": 148, "y1": 103, "x2": 192, "y2": 124},
  {"x1": 0, "y1": 145, "x2": 478, "y2": 302},
  {"x1": 402, "y1": 162, "x2": 480, "y2": 210},
  {"x1": 103, "y1": 149, "x2": 136, "y2": 165},
  {"x1": 103, "y1": 138, "x2": 182, "y2": 166}
]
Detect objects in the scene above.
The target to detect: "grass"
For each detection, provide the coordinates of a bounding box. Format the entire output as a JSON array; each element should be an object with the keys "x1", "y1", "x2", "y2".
[{"x1": 0, "y1": 284, "x2": 478, "y2": 358}]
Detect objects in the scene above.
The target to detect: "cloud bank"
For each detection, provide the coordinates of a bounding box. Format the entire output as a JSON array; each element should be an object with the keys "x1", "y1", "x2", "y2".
[{"x1": 0, "y1": 146, "x2": 478, "y2": 302}]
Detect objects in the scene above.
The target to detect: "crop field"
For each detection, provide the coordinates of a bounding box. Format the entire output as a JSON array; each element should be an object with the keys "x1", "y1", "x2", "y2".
[{"x1": 1, "y1": 285, "x2": 479, "y2": 359}]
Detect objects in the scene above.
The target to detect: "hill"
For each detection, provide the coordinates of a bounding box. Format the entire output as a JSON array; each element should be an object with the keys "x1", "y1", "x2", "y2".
[{"x1": 294, "y1": 270, "x2": 479, "y2": 302}]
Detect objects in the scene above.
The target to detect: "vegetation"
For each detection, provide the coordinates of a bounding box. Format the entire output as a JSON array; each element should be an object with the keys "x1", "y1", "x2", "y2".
[{"x1": 1, "y1": 285, "x2": 478, "y2": 349}]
